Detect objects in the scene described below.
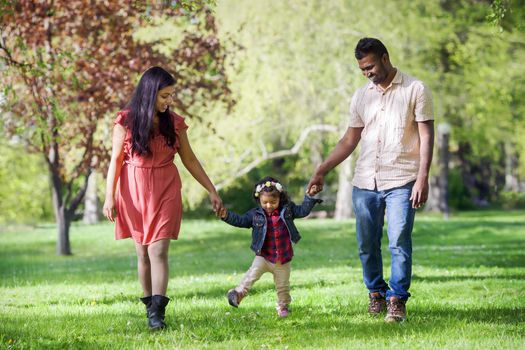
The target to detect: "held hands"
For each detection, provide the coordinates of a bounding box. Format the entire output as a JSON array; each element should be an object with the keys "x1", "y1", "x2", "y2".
[
  {"x1": 218, "y1": 207, "x2": 227, "y2": 219},
  {"x1": 306, "y1": 185, "x2": 319, "y2": 196},
  {"x1": 208, "y1": 191, "x2": 225, "y2": 218},
  {"x1": 306, "y1": 173, "x2": 324, "y2": 196}
]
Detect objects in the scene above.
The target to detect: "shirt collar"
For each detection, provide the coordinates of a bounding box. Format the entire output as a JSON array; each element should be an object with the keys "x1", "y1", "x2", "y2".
[
  {"x1": 367, "y1": 68, "x2": 402, "y2": 91},
  {"x1": 391, "y1": 68, "x2": 402, "y2": 84},
  {"x1": 265, "y1": 209, "x2": 280, "y2": 217}
]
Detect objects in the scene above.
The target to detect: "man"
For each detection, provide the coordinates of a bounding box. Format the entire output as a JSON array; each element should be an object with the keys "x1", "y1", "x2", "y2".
[{"x1": 307, "y1": 37, "x2": 434, "y2": 322}]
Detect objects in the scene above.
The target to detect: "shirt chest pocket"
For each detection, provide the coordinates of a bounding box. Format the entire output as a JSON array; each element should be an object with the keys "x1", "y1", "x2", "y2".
[
  {"x1": 384, "y1": 111, "x2": 410, "y2": 153},
  {"x1": 388, "y1": 99, "x2": 414, "y2": 140},
  {"x1": 393, "y1": 116, "x2": 407, "y2": 139}
]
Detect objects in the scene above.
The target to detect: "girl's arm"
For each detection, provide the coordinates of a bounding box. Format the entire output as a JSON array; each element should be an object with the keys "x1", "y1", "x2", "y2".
[
  {"x1": 177, "y1": 129, "x2": 223, "y2": 214},
  {"x1": 291, "y1": 194, "x2": 323, "y2": 218},
  {"x1": 221, "y1": 208, "x2": 254, "y2": 228},
  {"x1": 103, "y1": 124, "x2": 126, "y2": 222}
]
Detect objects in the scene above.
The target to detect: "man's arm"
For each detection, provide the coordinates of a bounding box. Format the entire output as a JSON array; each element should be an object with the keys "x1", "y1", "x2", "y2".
[
  {"x1": 307, "y1": 127, "x2": 363, "y2": 195},
  {"x1": 410, "y1": 120, "x2": 434, "y2": 209}
]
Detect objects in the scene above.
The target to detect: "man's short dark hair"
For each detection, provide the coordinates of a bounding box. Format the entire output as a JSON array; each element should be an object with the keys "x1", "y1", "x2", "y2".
[{"x1": 355, "y1": 37, "x2": 389, "y2": 60}]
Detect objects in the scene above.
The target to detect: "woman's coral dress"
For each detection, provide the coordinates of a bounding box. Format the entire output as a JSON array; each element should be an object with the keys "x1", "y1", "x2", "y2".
[{"x1": 114, "y1": 110, "x2": 188, "y2": 245}]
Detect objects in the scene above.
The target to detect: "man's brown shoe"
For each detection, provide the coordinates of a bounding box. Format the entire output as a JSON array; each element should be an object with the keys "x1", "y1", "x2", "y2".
[
  {"x1": 368, "y1": 292, "x2": 387, "y2": 315},
  {"x1": 385, "y1": 296, "x2": 407, "y2": 322}
]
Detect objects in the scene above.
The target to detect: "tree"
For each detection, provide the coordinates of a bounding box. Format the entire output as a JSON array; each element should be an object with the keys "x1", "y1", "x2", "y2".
[
  {"x1": 415, "y1": 0, "x2": 525, "y2": 205},
  {"x1": 182, "y1": 0, "x2": 368, "y2": 214},
  {"x1": 204, "y1": 0, "x2": 525, "y2": 213},
  {"x1": 0, "y1": 1, "x2": 232, "y2": 255},
  {"x1": 215, "y1": 124, "x2": 337, "y2": 190}
]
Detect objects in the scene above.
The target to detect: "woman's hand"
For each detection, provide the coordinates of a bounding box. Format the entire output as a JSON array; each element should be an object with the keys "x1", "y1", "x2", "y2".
[
  {"x1": 103, "y1": 197, "x2": 116, "y2": 222},
  {"x1": 208, "y1": 191, "x2": 224, "y2": 217},
  {"x1": 218, "y1": 207, "x2": 227, "y2": 219}
]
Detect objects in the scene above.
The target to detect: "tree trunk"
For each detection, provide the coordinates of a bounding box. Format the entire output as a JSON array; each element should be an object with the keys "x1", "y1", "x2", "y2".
[
  {"x1": 50, "y1": 174, "x2": 72, "y2": 256},
  {"x1": 426, "y1": 176, "x2": 441, "y2": 212},
  {"x1": 334, "y1": 155, "x2": 354, "y2": 220},
  {"x1": 56, "y1": 207, "x2": 72, "y2": 256},
  {"x1": 437, "y1": 124, "x2": 450, "y2": 219},
  {"x1": 458, "y1": 142, "x2": 476, "y2": 204},
  {"x1": 504, "y1": 142, "x2": 520, "y2": 192},
  {"x1": 83, "y1": 170, "x2": 100, "y2": 224}
]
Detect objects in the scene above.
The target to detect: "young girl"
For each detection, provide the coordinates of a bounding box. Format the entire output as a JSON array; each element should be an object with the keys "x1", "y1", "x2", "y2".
[
  {"x1": 219, "y1": 176, "x2": 322, "y2": 317},
  {"x1": 103, "y1": 66, "x2": 223, "y2": 330}
]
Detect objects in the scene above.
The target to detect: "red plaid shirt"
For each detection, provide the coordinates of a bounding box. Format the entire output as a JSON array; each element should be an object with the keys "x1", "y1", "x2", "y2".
[{"x1": 258, "y1": 209, "x2": 294, "y2": 264}]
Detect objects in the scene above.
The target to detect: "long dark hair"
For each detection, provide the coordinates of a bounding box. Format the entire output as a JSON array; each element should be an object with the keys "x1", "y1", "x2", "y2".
[
  {"x1": 126, "y1": 66, "x2": 177, "y2": 156},
  {"x1": 253, "y1": 176, "x2": 291, "y2": 210}
]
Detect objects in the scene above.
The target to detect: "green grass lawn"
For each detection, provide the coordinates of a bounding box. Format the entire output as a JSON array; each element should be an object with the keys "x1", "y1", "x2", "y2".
[{"x1": 1, "y1": 210, "x2": 524, "y2": 349}]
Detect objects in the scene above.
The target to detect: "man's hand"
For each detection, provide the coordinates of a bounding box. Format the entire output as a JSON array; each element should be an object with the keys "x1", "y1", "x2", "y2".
[
  {"x1": 410, "y1": 178, "x2": 429, "y2": 209},
  {"x1": 307, "y1": 174, "x2": 324, "y2": 196}
]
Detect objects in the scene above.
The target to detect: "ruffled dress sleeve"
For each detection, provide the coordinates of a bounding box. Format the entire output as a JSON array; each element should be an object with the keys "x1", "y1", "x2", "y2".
[
  {"x1": 171, "y1": 113, "x2": 188, "y2": 150},
  {"x1": 173, "y1": 113, "x2": 189, "y2": 131}
]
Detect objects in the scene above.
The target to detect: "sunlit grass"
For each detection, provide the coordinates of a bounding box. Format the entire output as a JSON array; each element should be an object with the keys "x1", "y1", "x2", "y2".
[{"x1": 1, "y1": 211, "x2": 524, "y2": 349}]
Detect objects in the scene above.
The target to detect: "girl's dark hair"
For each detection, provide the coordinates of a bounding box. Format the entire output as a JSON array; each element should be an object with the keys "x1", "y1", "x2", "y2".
[
  {"x1": 126, "y1": 66, "x2": 177, "y2": 156},
  {"x1": 253, "y1": 176, "x2": 291, "y2": 210},
  {"x1": 354, "y1": 37, "x2": 389, "y2": 60}
]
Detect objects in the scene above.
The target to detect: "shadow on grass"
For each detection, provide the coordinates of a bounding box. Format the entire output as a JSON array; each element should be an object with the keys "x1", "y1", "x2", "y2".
[
  {"x1": 1, "y1": 303, "x2": 523, "y2": 349},
  {"x1": 1, "y1": 214, "x2": 524, "y2": 286},
  {"x1": 412, "y1": 273, "x2": 525, "y2": 282}
]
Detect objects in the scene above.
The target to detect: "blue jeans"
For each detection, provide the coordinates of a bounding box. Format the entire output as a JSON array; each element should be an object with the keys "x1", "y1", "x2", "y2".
[{"x1": 352, "y1": 182, "x2": 416, "y2": 301}]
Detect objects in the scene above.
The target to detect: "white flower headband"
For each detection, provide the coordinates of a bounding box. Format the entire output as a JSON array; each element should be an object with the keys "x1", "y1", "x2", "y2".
[{"x1": 254, "y1": 181, "x2": 283, "y2": 197}]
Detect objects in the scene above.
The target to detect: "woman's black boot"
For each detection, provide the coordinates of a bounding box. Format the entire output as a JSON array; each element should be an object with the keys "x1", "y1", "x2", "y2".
[
  {"x1": 148, "y1": 295, "x2": 170, "y2": 330},
  {"x1": 140, "y1": 296, "x2": 152, "y2": 318}
]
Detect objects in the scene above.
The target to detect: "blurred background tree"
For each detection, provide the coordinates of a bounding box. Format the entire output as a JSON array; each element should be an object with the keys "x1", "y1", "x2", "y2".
[
  {"x1": 189, "y1": 0, "x2": 525, "y2": 215},
  {"x1": 0, "y1": 0, "x2": 232, "y2": 255}
]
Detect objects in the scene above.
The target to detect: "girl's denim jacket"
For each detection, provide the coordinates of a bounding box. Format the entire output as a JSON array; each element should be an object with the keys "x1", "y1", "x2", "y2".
[{"x1": 222, "y1": 195, "x2": 322, "y2": 254}]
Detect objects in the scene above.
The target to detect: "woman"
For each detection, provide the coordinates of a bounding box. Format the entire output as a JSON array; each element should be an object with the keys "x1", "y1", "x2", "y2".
[{"x1": 103, "y1": 66, "x2": 223, "y2": 330}]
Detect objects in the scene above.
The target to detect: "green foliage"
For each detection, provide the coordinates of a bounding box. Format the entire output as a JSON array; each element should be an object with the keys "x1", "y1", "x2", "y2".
[
  {"x1": 0, "y1": 212, "x2": 524, "y2": 348},
  {"x1": 178, "y1": 0, "x2": 368, "y2": 206},
  {"x1": 173, "y1": 0, "x2": 525, "y2": 209},
  {"x1": 487, "y1": 0, "x2": 525, "y2": 32},
  {"x1": 176, "y1": 0, "x2": 217, "y2": 12},
  {"x1": 448, "y1": 168, "x2": 476, "y2": 210},
  {"x1": 134, "y1": 17, "x2": 188, "y2": 56},
  {"x1": 498, "y1": 191, "x2": 525, "y2": 209},
  {"x1": 487, "y1": 0, "x2": 511, "y2": 30},
  {"x1": 395, "y1": 0, "x2": 525, "y2": 200},
  {"x1": 185, "y1": 155, "x2": 336, "y2": 216},
  {"x1": 0, "y1": 142, "x2": 53, "y2": 224}
]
